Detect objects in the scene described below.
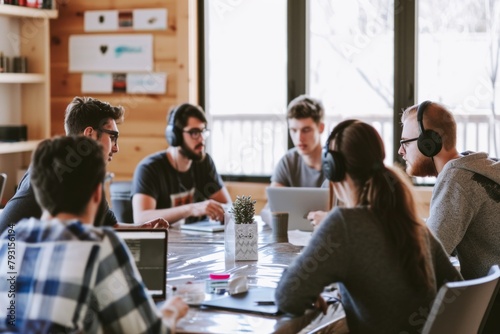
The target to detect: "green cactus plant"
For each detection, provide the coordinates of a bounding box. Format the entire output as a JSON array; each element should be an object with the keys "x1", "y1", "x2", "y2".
[{"x1": 229, "y1": 195, "x2": 256, "y2": 224}]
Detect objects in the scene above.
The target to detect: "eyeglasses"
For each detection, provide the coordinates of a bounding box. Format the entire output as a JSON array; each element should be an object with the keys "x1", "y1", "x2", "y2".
[
  {"x1": 183, "y1": 128, "x2": 210, "y2": 140},
  {"x1": 399, "y1": 137, "x2": 418, "y2": 149},
  {"x1": 98, "y1": 128, "x2": 119, "y2": 146}
]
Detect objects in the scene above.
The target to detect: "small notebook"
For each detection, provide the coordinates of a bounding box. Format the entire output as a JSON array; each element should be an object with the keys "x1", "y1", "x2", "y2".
[
  {"x1": 180, "y1": 219, "x2": 225, "y2": 233},
  {"x1": 201, "y1": 287, "x2": 280, "y2": 315}
]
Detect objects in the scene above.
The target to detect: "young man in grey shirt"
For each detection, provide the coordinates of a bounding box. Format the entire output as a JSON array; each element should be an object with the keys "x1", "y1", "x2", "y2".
[
  {"x1": 271, "y1": 95, "x2": 326, "y2": 188},
  {"x1": 263, "y1": 96, "x2": 329, "y2": 225}
]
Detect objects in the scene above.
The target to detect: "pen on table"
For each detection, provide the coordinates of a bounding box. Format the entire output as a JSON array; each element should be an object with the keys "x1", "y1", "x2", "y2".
[{"x1": 255, "y1": 300, "x2": 275, "y2": 305}]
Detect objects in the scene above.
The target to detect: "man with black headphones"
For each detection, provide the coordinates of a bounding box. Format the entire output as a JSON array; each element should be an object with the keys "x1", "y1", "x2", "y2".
[
  {"x1": 399, "y1": 101, "x2": 500, "y2": 332},
  {"x1": 131, "y1": 103, "x2": 231, "y2": 225}
]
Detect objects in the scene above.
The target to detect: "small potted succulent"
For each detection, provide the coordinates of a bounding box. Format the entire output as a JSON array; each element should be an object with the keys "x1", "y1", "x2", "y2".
[{"x1": 225, "y1": 195, "x2": 258, "y2": 261}]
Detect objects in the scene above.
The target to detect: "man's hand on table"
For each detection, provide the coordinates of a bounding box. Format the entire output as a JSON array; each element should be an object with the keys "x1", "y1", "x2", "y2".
[{"x1": 114, "y1": 217, "x2": 169, "y2": 229}]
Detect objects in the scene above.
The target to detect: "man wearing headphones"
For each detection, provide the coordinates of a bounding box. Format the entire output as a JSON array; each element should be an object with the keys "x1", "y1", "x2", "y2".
[
  {"x1": 132, "y1": 103, "x2": 231, "y2": 224},
  {"x1": 399, "y1": 101, "x2": 500, "y2": 332},
  {"x1": 261, "y1": 95, "x2": 329, "y2": 225}
]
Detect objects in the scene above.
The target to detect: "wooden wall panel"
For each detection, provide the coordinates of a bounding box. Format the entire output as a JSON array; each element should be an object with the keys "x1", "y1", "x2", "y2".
[
  {"x1": 107, "y1": 137, "x2": 168, "y2": 180},
  {"x1": 53, "y1": 1, "x2": 177, "y2": 34},
  {"x1": 224, "y1": 183, "x2": 433, "y2": 218},
  {"x1": 50, "y1": 0, "x2": 197, "y2": 180},
  {"x1": 51, "y1": 32, "x2": 177, "y2": 64},
  {"x1": 225, "y1": 182, "x2": 269, "y2": 214},
  {"x1": 50, "y1": 97, "x2": 67, "y2": 135},
  {"x1": 50, "y1": 95, "x2": 178, "y2": 137},
  {"x1": 50, "y1": 62, "x2": 178, "y2": 97},
  {"x1": 414, "y1": 186, "x2": 433, "y2": 219}
]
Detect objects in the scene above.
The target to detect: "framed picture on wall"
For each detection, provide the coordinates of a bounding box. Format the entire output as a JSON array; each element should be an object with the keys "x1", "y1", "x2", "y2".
[
  {"x1": 81, "y1": 72, "x2": 167, "y2": 94},
  {"x1": 84, "y1": 8, "x2": 167, "y2": 31},
  {"x1": 69, "y1": 34, "x2": 153, "y2": 72}
]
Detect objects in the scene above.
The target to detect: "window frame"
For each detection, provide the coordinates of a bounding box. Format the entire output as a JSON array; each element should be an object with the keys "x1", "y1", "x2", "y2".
[{"x1": 199, "y1": 0, "x2": 417, "y2": 182}]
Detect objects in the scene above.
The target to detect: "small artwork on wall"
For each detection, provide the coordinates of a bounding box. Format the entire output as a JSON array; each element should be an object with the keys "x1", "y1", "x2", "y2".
[
  {"x1": 82, "y1": 72, "x2": 167, "y2": 95},
  {"x1": 112, "y1": 73, "x2": 127, "y2": 93},
  {"x1": 81, "y1": 73, "x2": 112, "y2": 94},
  {"x1": 127, "y1": 73, "x2": 167, "y2": 94},
  {"x1": 84, "y1": 8, "x2": 167, "y2": 32},
  {"x1": 69, "y1": 34, "x2": 153, "y2": 73},
  {"x1": 118, "y1": 11, "x2": 133, "y2": 28}
]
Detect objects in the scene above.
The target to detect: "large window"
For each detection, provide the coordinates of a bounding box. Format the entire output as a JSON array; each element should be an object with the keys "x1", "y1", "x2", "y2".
[
  {"x1": 418, "y1": 0, "x2": 500, "y2": 157},
  {"x1": 202, "y1": 1, "x2": 500, "y2": 179},
  {"x1": 308, "y1": 0, "x2": 394, "y2": 163},
  {"x1": 203, "y1": 0, "x2": 288, "y2": 177}
]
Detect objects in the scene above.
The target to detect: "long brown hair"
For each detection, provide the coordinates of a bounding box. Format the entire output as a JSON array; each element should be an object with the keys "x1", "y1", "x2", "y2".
[{"x1": 330, "y1": 120, "x2": 433, "y2": 291}]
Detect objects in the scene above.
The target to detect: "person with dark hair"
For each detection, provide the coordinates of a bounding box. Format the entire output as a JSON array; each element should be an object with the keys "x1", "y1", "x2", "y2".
[
  {"x1": 399, "y1": 101, "x2": 500, "y2": 332},
  {"x1": 0, "y1": 97, "x2": 167, "y2": 233},
  {"x1": 271, "y1": 95, "x2": 326, "y2": 188},
  {"x1": 64, "y1": 96, "x2": 124, "y2": 144},
  {"x1": 132, "y1": 103, "x2": 231, "y2": 224},
  {"x1": 275, "y1": 120, "x2": 461, "y2": 333},
  {"x1": 262, "y1": 95, "x2": 329, "y2": 225},
  {"x1": 0, "y1": 97, "x2": 122, "y2": 232},
  {"x1": 0, "y1": 136, "x2": 188, "y2": 333}
]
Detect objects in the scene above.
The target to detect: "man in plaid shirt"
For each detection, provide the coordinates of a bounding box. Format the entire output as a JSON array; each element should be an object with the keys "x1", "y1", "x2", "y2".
[{"x1": 0, "y1": 136, "x2": 188, "y2": 333}]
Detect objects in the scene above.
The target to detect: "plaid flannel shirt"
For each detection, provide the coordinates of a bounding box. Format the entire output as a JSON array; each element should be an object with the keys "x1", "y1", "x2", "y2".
[{"x1": 0, "y1": 218, "x2": 170, "y2": 333}]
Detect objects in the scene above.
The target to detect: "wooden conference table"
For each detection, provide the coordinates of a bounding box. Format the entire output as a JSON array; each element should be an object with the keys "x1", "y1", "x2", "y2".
[{"x1": 166, "y1": 219, "x2": 347, "y2": 334}]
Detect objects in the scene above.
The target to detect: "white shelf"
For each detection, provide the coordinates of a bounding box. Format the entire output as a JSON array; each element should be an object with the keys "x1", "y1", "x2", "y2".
[
  {"x1": 0, "y1": 140, "x2": 41, "y2": 154},
  {"x1": 0, "y1": 5, "x2": 58, "y2": 19},
  {"x1": 0, "y1": 73, "x2": 45, "y2": 83}
]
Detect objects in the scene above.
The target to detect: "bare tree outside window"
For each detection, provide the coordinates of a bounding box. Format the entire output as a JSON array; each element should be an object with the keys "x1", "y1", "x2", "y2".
[
  {"x1": 308, "y1": 0, "x2": 395, "y2": 163},
  {"x1": 203, "y1": 1, "x2": 499, "y2": 178},
  {"x1": 418, "y1": 0, "x2": 500, "y2": 157},
  {"x1": 204, "y1": 0, "x2": 288, "y2": 176}
]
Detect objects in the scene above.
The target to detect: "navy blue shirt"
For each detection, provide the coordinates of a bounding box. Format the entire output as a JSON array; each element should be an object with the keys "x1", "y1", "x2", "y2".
[{"x1": 0, "y1": 170, "x2": 117, "y2": 234}]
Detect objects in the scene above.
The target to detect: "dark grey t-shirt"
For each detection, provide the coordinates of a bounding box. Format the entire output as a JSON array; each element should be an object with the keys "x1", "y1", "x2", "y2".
[
  {"x1": 271, "y1": 148, "x2": 326, "y2": 187},
  {"x1": 131, "y1": 151, "x2": 224, "y2": 222}
]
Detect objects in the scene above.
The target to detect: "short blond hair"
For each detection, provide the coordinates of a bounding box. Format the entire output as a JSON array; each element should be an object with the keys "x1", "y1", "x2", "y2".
[{"x1": 401, "y1": 102, "x2": 456, "y2": 150}]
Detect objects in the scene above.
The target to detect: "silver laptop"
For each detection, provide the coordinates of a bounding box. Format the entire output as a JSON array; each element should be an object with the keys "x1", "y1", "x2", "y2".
[
  {"x1": 115, "y1": 228, "x2": 168, "y2": 301},
  {"x1": 266, "y1": 187, "x2": 330, "y2": 231},
  {"x1": 180, "y1": 219, "x2": 225, "y2": 233}
]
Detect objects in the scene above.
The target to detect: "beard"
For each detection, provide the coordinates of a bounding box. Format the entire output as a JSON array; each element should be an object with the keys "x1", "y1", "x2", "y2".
[
  {"x1": 179, "y1": 141, "x2": 205, "y2": 162},
  {"x1": 406, "y1": 155, "x2": 437, "y2": 177}
]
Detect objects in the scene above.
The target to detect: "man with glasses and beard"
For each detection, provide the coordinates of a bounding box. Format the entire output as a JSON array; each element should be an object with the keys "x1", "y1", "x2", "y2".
[
  {"x1": 132, "y1": 103, "x2": 231, "y2": 225},
  {"x1": 0, "y1": 97, "x2": 168, "y2": 233},
  {"x1": 399, "y1": 101, "x2": 500, "y2": 333},
  {"x1": 0, "y1": 97, "x2": 118, "y2": 233}
]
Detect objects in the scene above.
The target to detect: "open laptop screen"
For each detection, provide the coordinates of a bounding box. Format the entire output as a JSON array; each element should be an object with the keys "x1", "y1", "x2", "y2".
[
  {"x1": 115, "y1": 228, "x2": 168, "y2": 301},
  {"x1": 266, "y1": 187, "x2": 330, "y2": 231}
]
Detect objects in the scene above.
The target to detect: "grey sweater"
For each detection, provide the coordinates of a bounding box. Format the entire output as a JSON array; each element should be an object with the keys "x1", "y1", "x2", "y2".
[
  {"x1": 275, "y1": 207, "x2": 461, "y2": 334},
  {"x1": 271, "y1": 148, "x2": 326, "y2": 187},
  {"x1": 427, "y1": 152, "x2": 500, "y2": 279}
]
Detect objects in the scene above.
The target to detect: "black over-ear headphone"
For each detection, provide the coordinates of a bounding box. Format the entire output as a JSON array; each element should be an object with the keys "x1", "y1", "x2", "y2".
[
  {"x1": 416, "y1": 101, "x2": 442, "y2": 157},
  {"x1": 322, "y1": 120, "x2": 358, "y2": 182},
  {"x1": 165, "y1": 103, "x2": 190, "y2": 147}
]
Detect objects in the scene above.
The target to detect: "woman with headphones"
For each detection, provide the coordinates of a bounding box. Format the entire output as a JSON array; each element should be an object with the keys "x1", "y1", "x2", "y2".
[{"x1": 275, "y1": 120, "x2": 461, "y2": 333}]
